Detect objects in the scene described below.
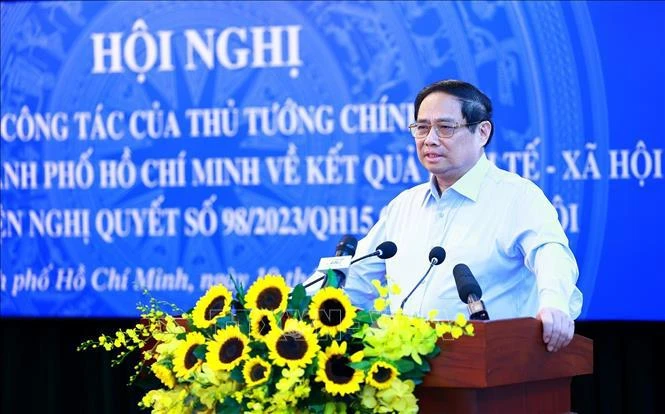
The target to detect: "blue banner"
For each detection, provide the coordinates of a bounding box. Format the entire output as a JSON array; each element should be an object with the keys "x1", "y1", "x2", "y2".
[{"x1": 1, "y1": 1, "x2": 663, "y2": 320}]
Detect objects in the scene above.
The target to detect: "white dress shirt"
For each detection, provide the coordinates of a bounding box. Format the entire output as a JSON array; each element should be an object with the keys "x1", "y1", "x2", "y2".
[{"x1": 345, "y1": 153, "x2": 583, "y2": 320}]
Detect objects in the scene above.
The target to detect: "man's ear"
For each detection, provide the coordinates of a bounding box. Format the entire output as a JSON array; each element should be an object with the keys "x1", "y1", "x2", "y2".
[{"x1": 479, "y1": 120, "x2": 492, "y2": 146}]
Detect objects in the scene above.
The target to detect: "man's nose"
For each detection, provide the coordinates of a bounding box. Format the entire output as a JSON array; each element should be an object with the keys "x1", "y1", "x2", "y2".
[{"x1": 423, "y1": 126, "x2": 439, "y2": 145}]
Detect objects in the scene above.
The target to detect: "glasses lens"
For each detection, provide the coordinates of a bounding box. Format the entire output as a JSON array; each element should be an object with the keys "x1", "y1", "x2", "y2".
[
  {"x1": 410, "y1": 123, "x2": 430, "y2": 138},
  {"x1": 435, "y1": 122, "x2": 456, "y2": 138}
]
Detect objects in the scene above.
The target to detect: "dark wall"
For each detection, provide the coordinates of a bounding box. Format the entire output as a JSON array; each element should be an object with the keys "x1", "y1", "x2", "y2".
[{"x1": 1, "y1": 318, "x2": 663, "y2": 413}]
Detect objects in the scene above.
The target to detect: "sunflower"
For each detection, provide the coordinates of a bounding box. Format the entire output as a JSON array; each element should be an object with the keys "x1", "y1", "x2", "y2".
[
  {"x1": 249, "y1": 309, "x2": 278, "y2": 340},
  {"x1": 206, "y1": 325, "x2": 250, "y2": 371},
  {"x1": 151, "y1": 363, "x2": 176, "y2": 389},
  {"x1": 308, "y1": 287, "x2": 357, "y2": 337},
  {"x1": 172, "y1": 332, "x2": 206, "y2": 379},
  {"x1": 244, "y1": 274, "x2": 289, "y2": 313},
  {"x1": 265, "y1": 318, "x2": 319, "y2": 369},
  {"x1": 315, "y1": 341, "x2": 364, "y2": 396},
  {"x1": 366, "y1": 361, "x2": 397, "y2": 390},
  {"x1": 192, "y1": 284, "x2": 233, "y2": 329},
  {"x1": 242, "y1": 357, "x2": 271, "y2": 387}
]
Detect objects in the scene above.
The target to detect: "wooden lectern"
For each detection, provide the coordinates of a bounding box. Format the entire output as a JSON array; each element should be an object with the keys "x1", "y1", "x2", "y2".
[{"x1": 416, "y1": 318, "x2": 593, "y2": 414}]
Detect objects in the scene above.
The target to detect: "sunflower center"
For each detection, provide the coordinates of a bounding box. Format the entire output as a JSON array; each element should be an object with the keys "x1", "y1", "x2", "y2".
[
  {"x1": 258, "y1": 315, "x2": 272, "y2": 336},
  {"x1": 319, "y1": 298, "x2": 346, "y2": 326},
  {"x1": 184, "y1": 345, "x2": 198, "y2": 369},
  {"x1": 325, "y1": 355, "x2": 354, "y2": 384},
  {"x1": 373, "y1": 366, "x2": 393, "y2": 383},
  {"x1": 204, "y1": 296, "x2": 226, "y2": 320},
  {"x1": 250, "y1": 364, "x2": 267, "y2": 381},
  {"x1": 257, "y1": 287, "x2": 283, "y2": 310},
  {"x1": 219, "y1": 338, "x2": 244, "y2": 363},
  {"x1": 275, "y1": 332, "x2": 308, "y2": 360}
]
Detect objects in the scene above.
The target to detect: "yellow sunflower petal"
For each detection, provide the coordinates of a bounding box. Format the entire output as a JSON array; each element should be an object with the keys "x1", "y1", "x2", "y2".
[
  {"x1": 308, "y1": 287, "x2": 357, "y2": 337},
  {"x1": 265, "y1": 319, "x2": 319, "y2": 369},
  {"x1": 249, "y1": 309, "x2": 278, "y2": 340},
  {"x1": 192, "y1": 284, "x2": 233, "y2": 329},
  {"x1": 244, "y1": 274, "x2": 289, "y2": 313},
  {"x1": 206, "y1": 325, "x2": 250, "y2": 371},
  {"x1": 315, "y1": 341, "x2": 364, "y2": 396},
  {"x1": 242, "y1": 357, "x2": 271, "y2": 387},
  {"x1": 172, "y1": 332, "x2": 206, "y2": 379},
  {"x1": 366, "y1": 361, "x2": 397, "y2": 390}
]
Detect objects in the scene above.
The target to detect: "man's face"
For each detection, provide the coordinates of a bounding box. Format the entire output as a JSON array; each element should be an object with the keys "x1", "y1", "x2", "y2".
[{"x1": 415, "y1": 92, "x2": 489, "y2": 187}]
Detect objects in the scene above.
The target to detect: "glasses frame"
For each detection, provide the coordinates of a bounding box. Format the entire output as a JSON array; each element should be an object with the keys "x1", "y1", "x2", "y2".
[{"x1": 408, "y1": 120, "x2": 484, "y2": 140}]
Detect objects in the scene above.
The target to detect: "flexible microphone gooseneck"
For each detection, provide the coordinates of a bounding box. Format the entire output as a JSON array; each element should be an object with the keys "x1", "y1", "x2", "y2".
[
  {"x1": 400, "y1": 246, "x2": 446, "y2": 310},
  {"x1": 350, "y1": 241, "x2": 397, "y2": 264},
  {"x1": 453, "y1": 263, "x2": 490, "y2": 320}
]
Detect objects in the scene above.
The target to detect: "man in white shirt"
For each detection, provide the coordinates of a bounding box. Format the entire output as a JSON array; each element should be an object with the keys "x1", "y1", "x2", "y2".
[{"x1": 345, "y1": 80, "x2": 582, "y2": 352}]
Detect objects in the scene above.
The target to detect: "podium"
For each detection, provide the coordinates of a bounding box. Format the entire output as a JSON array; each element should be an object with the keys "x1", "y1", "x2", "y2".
[{"x1": 417, "y1": 318, "x2": 593, "y2": 413}]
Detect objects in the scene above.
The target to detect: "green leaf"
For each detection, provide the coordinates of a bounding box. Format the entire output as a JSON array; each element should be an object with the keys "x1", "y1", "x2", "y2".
[
  {"x1": 426, "y1": 347, "x2": 441, "y2": 359},
  {"x1": 394, "y1": 359, "x2": 415, "y2": 372},
  {"x1": 354, "y1": 310, "x2": 376, "y2": 325},
  {"x1": 288, "y1": 283, "x2": 313, "y2": 316},
  {"x1": 193, "y1": 344, "x2": 207, "y2": 360},
  {"x1": 215, "y1": 314, "x2": 235, "y2": 328},
  {"x1": 418, "y1": 358, "x2": 431, "y2": 373},
  {"x1": 230, "y1": 366, "x2": 244, "y2": 383},
  {"x1": 309, "y1": 403, "x2": 326, "y2": 414},
  {"x1": 216, "y1": 396, "x2": 242, "y2": 414},
  {"x1": 326, "y1": 269, "x2": 340, "y2": 287},
  {"x1": 348, "y1": 360, "x2": 373, "y2": 370},
  {"x1": 229, "y1": 274, "x2": 246, "y2": 305},
  {"x1": 291, "y1": 283, "x2": 306, "y2": 304}
]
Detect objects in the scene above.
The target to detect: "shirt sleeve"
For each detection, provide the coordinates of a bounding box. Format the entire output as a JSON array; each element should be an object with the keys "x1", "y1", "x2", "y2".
[
  {"x1": 343, "y1": 209, "x2": 390, "y2": 311},
  {"x1": 512, "y1": 183, "x2": 583, "y2": 319}
]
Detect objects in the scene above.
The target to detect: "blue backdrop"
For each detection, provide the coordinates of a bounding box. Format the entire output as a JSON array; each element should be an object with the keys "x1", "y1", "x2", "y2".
[{"x1": 1, "y1": 1, "x2": 663, "y2": 320}]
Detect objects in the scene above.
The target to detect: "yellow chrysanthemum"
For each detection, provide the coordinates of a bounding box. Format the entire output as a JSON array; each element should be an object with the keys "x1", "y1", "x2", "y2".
[
  {"x1": 389, "y1": 283, "x2": 402, "y2": 295},
  {"x1": 151, "y1": 363, "x2": 176, "y2": 389},
  {"x1": 315, "y1": 341, "x2": 364, "y2": 396},
  {"x1": 373, "y1": 298, "x2": 388, "y2": 312},
  {"x1": 308, "y1": 287, "x2": 357, "y2": 337},
  {"x1": 172, "y1": 332, "x2": 206, "y2": 379},
  {"x1": 366, "y1": 361, "x2": 397, "y2": 390},
  {"x1": 242, "y1": 357, "x2": 271, "y2": 387},
  {"x1": 361, "y1": 313, "x2": 438, "y2": 364},
  {"x1": 192, "y1": 284, "x2": 233, "y2": 329},
  {"x1": 140, "y1": 387, "x2": 189, "y2": 412},
  {"x1": 249, "y1": 309, "x2": 278, "y2": 340},
  {"x1": 364, "y1": 378, "x2": 418, "y2": 413},
  {"x1": 244, "y1": 274, "x2": 289, "y2": 313},
  {"x1": 266, "y1": 318, "x2": 319, "y2": 368},
  {"x1": 435, "y1": 322, "x2": 452, "y2": 337},
  {"x1": 455, "y1": 313, "x2": 468, "y2": 327},
  {"x1": 371, "y1": 279, "x2": 389, "y2": 297},
  {"x1": 206, "y1": 325, "x2": 250, "y2": 371}
]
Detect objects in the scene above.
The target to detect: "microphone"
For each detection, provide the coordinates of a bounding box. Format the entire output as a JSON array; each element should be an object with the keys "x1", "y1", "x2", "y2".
[
  {"x1": 335, "y1": 235, "x2": 358, "y2": 257},
  {"x1": 350, "y1": 241, "x2": 397, "y2": 264},
  {"x1": 303, "y1": 235, "x2": 357, "y2": 289},
  {"x1": 453, "y1": 264, "x2": 489, "y2": 320},
  {"x1": 400, "y1": 247, "x2": 446, "y2": 310}
]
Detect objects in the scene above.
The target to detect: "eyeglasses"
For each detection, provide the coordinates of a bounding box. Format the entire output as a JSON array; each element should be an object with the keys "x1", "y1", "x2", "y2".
[{"x1": 408, "y1": 120, "x2": 484, "y2": 140}]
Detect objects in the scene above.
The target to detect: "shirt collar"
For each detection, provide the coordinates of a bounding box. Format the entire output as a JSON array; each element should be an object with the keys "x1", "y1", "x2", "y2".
[{"x1": 422, "y1": 153, "x2": 490, "y2": 205}]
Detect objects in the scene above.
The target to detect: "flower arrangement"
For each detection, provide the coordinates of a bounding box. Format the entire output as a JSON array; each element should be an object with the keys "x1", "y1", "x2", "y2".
[{"x1": 79, "y1": 273, "x2": 474, "y2": 413}]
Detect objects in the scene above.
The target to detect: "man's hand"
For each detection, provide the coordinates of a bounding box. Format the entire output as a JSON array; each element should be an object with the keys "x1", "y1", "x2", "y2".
[{"x1": 536, "y1": 307, "x2": 574, "y2": 352}]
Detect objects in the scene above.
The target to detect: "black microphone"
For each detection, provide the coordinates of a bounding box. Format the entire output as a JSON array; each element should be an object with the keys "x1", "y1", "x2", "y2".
[
  {"x1": 350, "y1": 241, "x2": 397, "y2": 264},
  {"x1": 335, "y1": 235, "x2": 358, "y2": 257},
  {"x1": 453, "y1": 264, "x2": 489, "y2": 320},
  {"x1": 303, "y1": 235, "x2": 357, "y2": 289},
  {"x1": 400, "y1": 247, "x2": 446, "y2": 310}
]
